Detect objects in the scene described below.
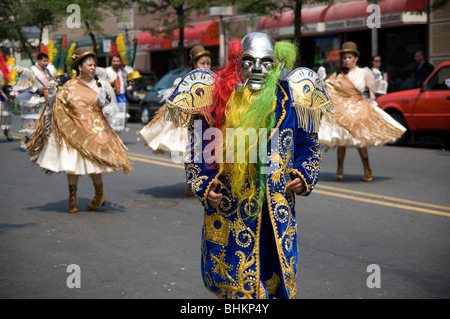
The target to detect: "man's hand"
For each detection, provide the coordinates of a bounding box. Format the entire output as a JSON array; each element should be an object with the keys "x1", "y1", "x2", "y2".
[
  {"x1": 207, "y1": 180, "x2": 223, "y2": 208},
  {"x1": 286, "y1": 174, "x2": 305, "y2": 194}
]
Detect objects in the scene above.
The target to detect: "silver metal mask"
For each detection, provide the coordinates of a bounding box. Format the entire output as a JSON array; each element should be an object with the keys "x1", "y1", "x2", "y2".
[{"x1": 236, "y1": 32, "x2": 274, "y2": 91}]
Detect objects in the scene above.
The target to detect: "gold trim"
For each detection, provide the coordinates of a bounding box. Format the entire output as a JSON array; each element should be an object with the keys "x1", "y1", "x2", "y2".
[
  {"x1": 269, "y1": 83, "x2": 288, "y2": 141},
  {"x1": 255, "y1": 202, "x2": 262, "y2": 298},
  {"x1": 204, "y1": 214, "x2": 230, "y2": 246},
  {"x1": 265, "y1": 81, "x2": 298, "y2": 298}
]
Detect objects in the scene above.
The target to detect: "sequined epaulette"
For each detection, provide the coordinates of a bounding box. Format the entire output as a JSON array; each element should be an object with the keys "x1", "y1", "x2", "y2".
[
  {"x1": 285, "y1": 67, "x2": 334, "y2": 133},
  {"x1": 166, "y1": 68, "x2": 215, "y2": 114}
]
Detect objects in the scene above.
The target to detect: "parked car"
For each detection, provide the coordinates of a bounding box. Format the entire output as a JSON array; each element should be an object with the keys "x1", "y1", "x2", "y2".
[
  {"x1": 376, "y1": 61, "x2": 450, "y2": 146},
  {"x1": 126, "y1": 71, "x2": 158, "y2": 120},
  {"x1": 139, "y1": 66, "x2": 192, "y2": 124}
]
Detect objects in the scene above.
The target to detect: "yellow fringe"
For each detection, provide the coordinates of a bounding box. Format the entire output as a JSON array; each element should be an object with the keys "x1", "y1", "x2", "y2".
[{"x1": 293, "y1": 101, "x2": 335, "y2": 133}]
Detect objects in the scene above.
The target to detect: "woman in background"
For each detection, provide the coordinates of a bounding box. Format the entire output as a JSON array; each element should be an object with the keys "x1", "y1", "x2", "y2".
[
  {"x1": 27, "y1": 48, "x2": 132, "y2": 213},
  {"x1": 371, "y1": 55, "x2": 388, "y2": 97},
  {"x1": 138, "y1": 45, "x2": 211, "y2": 195},
  {"x1": 319, "y1": 42, "x2": 406, "y2": 181}
]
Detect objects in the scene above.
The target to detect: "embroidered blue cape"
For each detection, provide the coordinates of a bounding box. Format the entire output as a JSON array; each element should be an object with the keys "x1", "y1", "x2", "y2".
[{"x1": 184, "y1": 75, "x2": 329, "y2": 299}]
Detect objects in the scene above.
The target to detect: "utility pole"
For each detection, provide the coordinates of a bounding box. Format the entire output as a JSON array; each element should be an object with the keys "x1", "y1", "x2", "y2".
[{"x1": 210, "y1": 6, "x2": 233, "y2": 66}]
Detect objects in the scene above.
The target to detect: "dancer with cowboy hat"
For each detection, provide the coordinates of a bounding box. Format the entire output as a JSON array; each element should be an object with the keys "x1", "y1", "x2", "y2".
[
  {"x1": 27, "y1": 47, "x2": 132, "y2": 213},
  {"x1": 318, "y1": 41, "x2": 406, "y2": 181},
  {"x1": 138, "y1": 45, "x2": 212, "y2": 195}
]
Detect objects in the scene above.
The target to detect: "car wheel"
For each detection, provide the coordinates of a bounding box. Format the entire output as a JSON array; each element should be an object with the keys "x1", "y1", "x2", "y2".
[
  {"x1": 141, "y1": 104, "x2": 150, "y2": 125},
  {"x1": 387, "y1": 112, "x2": 410, "y2": 146}
]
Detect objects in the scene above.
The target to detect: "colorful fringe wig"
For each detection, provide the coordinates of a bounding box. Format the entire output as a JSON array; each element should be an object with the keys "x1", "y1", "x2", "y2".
[
  {"x1": 216, "y1": 39, "x2": 298, "y2": 214},
  {"x1": 212, "y1": 38, "x2": 242, "y2": 129}
]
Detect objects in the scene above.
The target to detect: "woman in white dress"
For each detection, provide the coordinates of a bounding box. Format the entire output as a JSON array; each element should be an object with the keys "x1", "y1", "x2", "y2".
[
  {"x1": 371, "y1": 55, "x2": 388, "y2": 98},
  {"x1": 138, "y1": 45, "x2": 211, "y2": 194},
  {"x1": 27, "y1": 48, "x2": 132, "y2": 213},
  {"x1": 319, "y1": 42, "x2": 406, "y2": 181}
]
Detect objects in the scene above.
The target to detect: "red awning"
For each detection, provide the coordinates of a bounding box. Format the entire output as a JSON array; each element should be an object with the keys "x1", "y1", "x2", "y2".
[
  {"x1": 257, "y1": 6, "x2": 325, "y2": 30},
  {"x1": 136, "y1": 21, "x2": 219, "y2": 52},
  {"x1": 322, "y1": 0, "x2": 427, "y2": 22},
  {"x1": 258, "y1": 0, "x2": 427, "y2": 34}
]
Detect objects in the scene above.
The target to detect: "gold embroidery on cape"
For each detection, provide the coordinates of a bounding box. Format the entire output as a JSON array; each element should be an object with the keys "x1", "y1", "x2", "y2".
[
  {"x1": 211, "y1": 249, "x2": 234, "y2": 281},
  {"x1": 265, "y1": 92, "x2": 298, "y2": 298},
  {"x1": 259, "y1": 281, "x2": 267, "y2": 299},
  {"x1": 200, "y1": 179, "x2": 263, "y2": 299},
  {"x1": 204, "y1": 214, "x2": 230, "y2": 246},
  {"x1": 185, "y1": 165, "x2": 207, "y2": 193},
  {"x1": 200, "y1": 84, "x2": 295, "y2": 299},
  {"x1": 215, "y1": 251, "x2": 257, "y2": 299}
]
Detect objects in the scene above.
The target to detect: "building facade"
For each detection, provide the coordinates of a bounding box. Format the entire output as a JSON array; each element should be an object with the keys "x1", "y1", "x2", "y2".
[
  {"x1": 43, "y1": 0, "x2": 449, "y2": 92},
  {"x1": 429, "y1": 0, "x2": 450, "y2": 67}
]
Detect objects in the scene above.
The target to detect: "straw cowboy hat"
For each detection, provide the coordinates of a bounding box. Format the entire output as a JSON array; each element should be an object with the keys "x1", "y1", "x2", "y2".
[
  {"x1": 72, "y1": 47, "x2": 96, "y2": 70},
  {"x1": 340, "y1": 41, "x2": 360, "y2": 57},
  {"x1": 189, "y1": 45, "x2": 210, "y2": 65}
]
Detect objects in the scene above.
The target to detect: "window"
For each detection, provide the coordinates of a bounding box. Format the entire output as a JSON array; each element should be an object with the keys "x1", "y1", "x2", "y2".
[{"x1": 426, "y1": 66, "x2": 450, "y2": 91}]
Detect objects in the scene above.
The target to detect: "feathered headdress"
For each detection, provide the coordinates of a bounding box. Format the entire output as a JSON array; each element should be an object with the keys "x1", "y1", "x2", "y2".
[
  {"x1": 115, "y1": 34, "x2": 128, "y2": 65},
  {"x1": 6, "y1": 57, "x2": 17, "y2": 84},
  {"x1": 47, "y1": 40, "x2": 57, "y2": 64},
  {"x1": 109, "y1": 40, "x2": 119, "y2": 58},
  {"x1": 0, "y1": 52, "x2": 11, "y2": 81},
  {"x1": 65, "y1": 43, "x2": 77, "y2": 74},
  {"x1": 62, "y1": 36, "x2": 68, "y2": 50},
  {"x1": 53, "y1": 37, "x2": 72, "y2": 71},
  {"x1": 40, "y1": 43, "x2": 48, "y2": 55},
  {"x1": 53, "y1": 38, "x2": 63, "y2": 69}
]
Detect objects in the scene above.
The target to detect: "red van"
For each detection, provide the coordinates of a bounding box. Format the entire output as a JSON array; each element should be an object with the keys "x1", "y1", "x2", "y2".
[{"x1": 376, "y1": 62, "x2": 450, "y2": 146}]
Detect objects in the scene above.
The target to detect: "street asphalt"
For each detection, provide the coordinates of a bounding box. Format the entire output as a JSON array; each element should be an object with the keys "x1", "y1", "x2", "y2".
[{"x1": 1, "y1": 114, "x2": 449, "y2": 299}]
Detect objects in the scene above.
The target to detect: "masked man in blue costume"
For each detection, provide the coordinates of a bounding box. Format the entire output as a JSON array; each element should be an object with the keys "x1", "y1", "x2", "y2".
[{"x1": 167, "y1": 32, "x2": 333, "y2": 299}]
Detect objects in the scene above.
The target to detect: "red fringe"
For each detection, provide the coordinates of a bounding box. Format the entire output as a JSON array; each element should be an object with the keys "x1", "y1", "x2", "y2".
[{"x1": 212, "y1": 39, "x2": 242, "y2": 129}]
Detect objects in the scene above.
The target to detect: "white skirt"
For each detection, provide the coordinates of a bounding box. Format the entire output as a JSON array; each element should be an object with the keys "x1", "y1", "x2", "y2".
[
  {"x1": 36, "y1": 133, "x2": 114, "y2": 175},
  {"x1": 139, "y1": 115, "x2": 188, "y2": 156},
  {"x1": 319, "y1": 103, "x2": 407, "y2": 148}
]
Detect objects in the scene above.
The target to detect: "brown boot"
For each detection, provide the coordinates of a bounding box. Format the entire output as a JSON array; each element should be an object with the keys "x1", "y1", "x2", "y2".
[
  {"x1": 87, "y1": 183, "x2": 106, "y2": 211},
  {"x1": 335, "y1": 147, "x2": 345, "y2": 181},
  {"x1": 335, "y1": 161, "x2": 344, "y2": 181},
  {"x1": 68, "y1": 184, "x2": 78, "y2": 213},
  {"x1": 362, "y1": 158, "x2": 373, "y2": 182}
]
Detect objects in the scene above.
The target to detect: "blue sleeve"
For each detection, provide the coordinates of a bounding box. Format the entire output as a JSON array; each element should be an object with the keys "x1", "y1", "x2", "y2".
[{"x1": 291, "y1": 128, "x2": 322, "y2": 196}]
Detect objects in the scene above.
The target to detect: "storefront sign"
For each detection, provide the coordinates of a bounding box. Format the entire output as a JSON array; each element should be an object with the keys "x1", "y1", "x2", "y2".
[{"x1": 324, "y1": 13, "x2": 404, "y2": 32}]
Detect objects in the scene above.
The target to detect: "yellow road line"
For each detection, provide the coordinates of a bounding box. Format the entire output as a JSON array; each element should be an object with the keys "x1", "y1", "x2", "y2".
[
  {"x1": 8, "y1": 137, "x2": 448, "y2": 217},
  {"x1": 314, "y1": 189, "x2": 450, "y2": 218},
  {"x1": 10, "y1": 131, "x2": 444, "y2": 217},
  {"x1": 129, "y1": 153, "x2": 450, "y2": 218},
  {"x1": 127, "y1": 151, "x2": 178, "y2": 164},
  {"x1": 128, "y1": 155, "x2": 183, "y2": 169},
  {"x1": 317, "y1": 184, "x2": 450, "y2": 211}
]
